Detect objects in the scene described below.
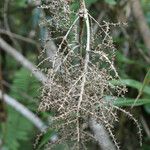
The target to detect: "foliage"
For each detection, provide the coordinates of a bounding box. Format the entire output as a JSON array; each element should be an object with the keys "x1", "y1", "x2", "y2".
[
  {"x1": 10, "y1": 68, "x2": 41, "y2": 110},
  {"x1": 0, "y1": 0, "x2": 150, "y2": 149},
  {"x1": 1, "y1": 68, "x2": 40, "y2": 150},
  {"x1": 4, "y1": 107, "x2": 34, "y2": 150},
  {"x1": 104, "y1": 0, "x2": 116, "y2": 5}
]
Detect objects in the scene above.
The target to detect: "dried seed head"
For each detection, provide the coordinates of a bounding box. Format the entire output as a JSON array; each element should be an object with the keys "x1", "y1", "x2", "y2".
[{"x1": 37, "y1": 1, "x2": 142, "y2": 149}]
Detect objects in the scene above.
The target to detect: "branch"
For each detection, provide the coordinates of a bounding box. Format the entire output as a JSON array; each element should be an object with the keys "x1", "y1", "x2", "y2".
[
  {"x1": 0, "y1": 29, "x2": 39, "y2": 46},
  {"x1": 140, "y1": 115, "x2": 150, "y2": 137},
  {"x1": 77, "y1": 0, "x2": 90, "y2": 142},
  {"x1": 0, "y1": 37, "x2": 47, "y2": 84},
  {"x1": 89, "y1": 118, "x2": 116, "y2": 150},
  {"x1": 3, "y1": 0, "x2": 22, "y2": 50},
  {"x1": 0, "y1": 4, "x2": 115, "y2": 148},
  {"x1": 93, "y1": 11, "x2": 106, "y2": 34},
  {"x1": 0, "y1": 37, "x2": 58, "y2": 142},
  {"x1": 0, "y1": 90, "x2": 47, "y2": 132},
  {"x1": 77, "y1": 1, "x2": 116, "y2": 149},
  {"x1": 131, "y1": 0, "x2": 150, "y2": 56}
]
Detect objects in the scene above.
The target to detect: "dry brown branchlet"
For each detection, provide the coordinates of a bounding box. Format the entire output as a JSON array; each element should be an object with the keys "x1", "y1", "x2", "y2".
[{"x1": 37, "y1": 0, "x2": 142, "y2": 149}]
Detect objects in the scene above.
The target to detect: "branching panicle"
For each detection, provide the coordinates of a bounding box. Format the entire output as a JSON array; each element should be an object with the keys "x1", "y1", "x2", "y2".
[{"x1": 37, "y1": 0, "x2": 142, "y2": 149}]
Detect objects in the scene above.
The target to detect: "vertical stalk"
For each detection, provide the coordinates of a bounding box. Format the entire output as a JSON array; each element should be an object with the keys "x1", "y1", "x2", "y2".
[{"x1": 77, "y1": 0, "x2": 90, "y2": 143}]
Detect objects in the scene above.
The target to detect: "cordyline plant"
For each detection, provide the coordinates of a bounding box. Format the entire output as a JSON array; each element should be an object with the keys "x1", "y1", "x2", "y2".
[{"x1": 36, "y1": 0, "x2": 142, "y2": 149}]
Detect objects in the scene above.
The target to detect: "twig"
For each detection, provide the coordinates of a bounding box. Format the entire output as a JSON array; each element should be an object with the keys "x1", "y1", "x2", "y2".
[
  {"x1": 137, "y1": 48, "x2": 150, "y2": 64},
  {"x1": 76, "y1": 1, "x2": 117, "y2": 149},
  {"x1": 0, "y1": 35, "x2": 58, "y2": 139},
  {"x1": 3, "y1": 0, "x2": 22, "y2": 50},
  {"x1": 130, "y1": 0, "x2": 150, "y2": 56},
  {"x1": 77, "y1": 0, "x2": 90, "y2": 142},
  {"x1": 89, "y1": 118, "x2": 116, "y2": 150},
  {"x1": 93, "y1": 11, "x2": 106, "y2": 34},
  {"x1": 1, "y1": 80, "x2": 36, "y2": 103},
  {"x1": 0, "y1": 37, "x2": 47, "y2": 84},
  {"x1": 132, "y1": 69, "x2": 150, "y2": 108},
  {"x1": 0, "y1": 37, "x2": 58, "y2": 142},
  {"x1": 37, "y1": 17, "x2": 79, "y2": 71},
  {"x1": 0, "y1": 29, "x2": 39, "y2": 46},
  {"x1": 0, "y1": 90, "x2": 47, "y2": 132},
  {"x1": 140, "y1": 115, "x2": 150, "y2": 137},
  {"x1": 90, "y1": 11, "x2": 119, "y2": 150},
  {"x1": 3, "y1": 0, "x2": 10, "y2": 32}
]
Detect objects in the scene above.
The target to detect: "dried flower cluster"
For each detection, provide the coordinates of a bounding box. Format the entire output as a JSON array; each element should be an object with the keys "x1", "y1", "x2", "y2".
[
  {"x1": 39, "y1": 0, "x2": 71, "y2": 33},
  {"x1": 37, "y1": 0, "x2": 142, "y2": 149}
]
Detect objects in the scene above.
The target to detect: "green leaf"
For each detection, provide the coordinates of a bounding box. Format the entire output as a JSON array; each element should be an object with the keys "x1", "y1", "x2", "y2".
[
  {"x1": 114, "y1": 98, "x2": 150, "y2": 106},
  {"x1": 104, "y1": 0, "x2": 116, "y2": 5},
  {"x1": 37, "y1": 130, "x2": 56, "y2": 149},
  {"x1": 110, "y1": 78, "x2": 150, "y2": 107},
  {"x1": 15, "y1": 0, "x2": 27, "y2": 7},
  {"x1": 5, "y1": 107, "x2": 34, "y2": 150},
  {"x1": 10, "y1": 68, "x2": 40, "y2": 110},
  {"x1": 111, "y1": 79, "x2": 150, "y2": 95},
  {"x1": 4, "y1": 68, "x2": 41, "y2": 150},
  {"x1": 116, "y1": 52, "x2": 147, "y2": 68},
  {"x1": 144, "y1": 104, "x2": 150, "y2": 114},
  {"x1": 136, "y1": 69, "x2": 150, "y2": 100},
  {"x1": 116, "y1": 52, "x2": 135, "y2": 64}
]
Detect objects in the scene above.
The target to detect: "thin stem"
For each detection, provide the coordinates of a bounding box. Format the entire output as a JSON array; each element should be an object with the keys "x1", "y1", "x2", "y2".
[
  {"x1": 36, "y1": 16, "x2": 79, "y2": 68},
  {"x1": 0, "y1": 90, "x2": 47, "y2": 132},
  {"x1": 0, "y1": 37, "x2": 47, "y2": 84},
  {"x1": 77, "y1": 1, "x2": 90, "y2": 142}
]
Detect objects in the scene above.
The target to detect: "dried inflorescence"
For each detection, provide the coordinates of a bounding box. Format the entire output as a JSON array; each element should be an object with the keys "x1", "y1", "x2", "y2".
[
  {"x1": 37, "y1": 0, "x2": 142, "y2": 149},
  {"x1": 39, "y1": 0, "x2": 71, "y2": 32}
]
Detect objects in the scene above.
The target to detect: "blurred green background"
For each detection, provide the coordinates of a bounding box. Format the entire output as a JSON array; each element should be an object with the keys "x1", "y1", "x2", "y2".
[{"x1": 0, "y1": 0, "x2": 150, "y2": 149}]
